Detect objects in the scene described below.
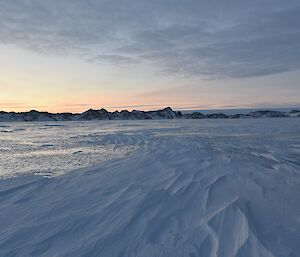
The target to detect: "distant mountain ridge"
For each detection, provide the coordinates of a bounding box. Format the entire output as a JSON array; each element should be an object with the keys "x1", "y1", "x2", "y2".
[{"x1": 0, "y1": 107, "x2": 299, "y2": 122}]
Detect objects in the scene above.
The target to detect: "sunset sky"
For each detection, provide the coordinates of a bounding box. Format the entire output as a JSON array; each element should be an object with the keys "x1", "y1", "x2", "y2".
[{"x1": 0, "y1": 0, "x2": 299, "y2": 112}]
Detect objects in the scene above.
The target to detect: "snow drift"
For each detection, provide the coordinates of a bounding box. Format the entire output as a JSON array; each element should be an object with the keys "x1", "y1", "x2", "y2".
[{"x1": 0, "y1": 119, "x2": 299, "y2": 257}]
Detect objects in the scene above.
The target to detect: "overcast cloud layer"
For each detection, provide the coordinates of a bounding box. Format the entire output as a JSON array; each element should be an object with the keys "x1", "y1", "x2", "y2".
[{"x1": 0, "y1": 0, "x2": 299, "y2": 78}]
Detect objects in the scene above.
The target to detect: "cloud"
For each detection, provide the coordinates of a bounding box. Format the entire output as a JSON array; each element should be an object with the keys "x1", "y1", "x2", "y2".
[
  {"x1": 91, "y1": 54, "x2": 135, "y2": 65},
  {"x1": 0, "y1": 0, "x2": 299, "y2": 78}
]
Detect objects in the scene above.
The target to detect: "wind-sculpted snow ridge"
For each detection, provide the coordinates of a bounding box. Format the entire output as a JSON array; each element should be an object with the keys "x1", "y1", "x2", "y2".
[
  {"x1": 0, "y1": 119, "x2": 300, "y2": 257},
  {"x1": 1, "y1": 107, "x2": 300, "y2": 121}
]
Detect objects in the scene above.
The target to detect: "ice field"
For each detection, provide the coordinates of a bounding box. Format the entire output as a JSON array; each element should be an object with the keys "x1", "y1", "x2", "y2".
[{"x1": 0, "y1": 119, "x2": 300, "y2": 257}]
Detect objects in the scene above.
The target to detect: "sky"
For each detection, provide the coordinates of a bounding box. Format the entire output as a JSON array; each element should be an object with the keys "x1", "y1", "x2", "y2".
[{"x1": 0, "y1": 0, "x2": 300, "y2": 112}]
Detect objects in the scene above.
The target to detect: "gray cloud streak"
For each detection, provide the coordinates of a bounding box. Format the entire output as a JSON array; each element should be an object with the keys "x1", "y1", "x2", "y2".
[{"x1": 0, "y1": 0, "x2": 299, "y2": 78}]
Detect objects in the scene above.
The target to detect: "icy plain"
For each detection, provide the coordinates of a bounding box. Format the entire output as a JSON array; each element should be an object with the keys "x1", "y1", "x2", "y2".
[{"x1": 0, "y1": 119, "x2": 299, "y2": 257}]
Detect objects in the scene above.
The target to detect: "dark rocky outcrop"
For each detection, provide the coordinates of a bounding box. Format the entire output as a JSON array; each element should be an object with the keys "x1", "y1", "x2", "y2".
[
  {"x1": 0, "y1": 107, "x2": 296, "y2": 122},
  {"x1": 206, "y1": 113, "x2": 229, "y2": 119},
  {"x1": 290, "y1": 110, "x2": 300, "y2": 114},
  {"x1": 229, "y1": 113, "x2": 252, "y2": 119},
  {"x1": 250, "y1": 110, "x2": 287, "y2": 118},
  {"x1": 184, "y1": 112, "x2": 206, "y2": 119}
]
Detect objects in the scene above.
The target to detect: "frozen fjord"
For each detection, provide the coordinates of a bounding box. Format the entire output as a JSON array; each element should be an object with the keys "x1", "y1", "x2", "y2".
[{"x1": 0, "y1": 119, "x2": 300, "y2": 257}]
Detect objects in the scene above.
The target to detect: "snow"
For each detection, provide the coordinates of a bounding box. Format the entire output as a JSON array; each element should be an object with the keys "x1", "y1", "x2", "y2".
[
  {"x1": 0, "y1": 121, "x2": 139, "y2": 178},
  {"x1": 0, "y1": 119, "x2": 300, "y2": 257}
]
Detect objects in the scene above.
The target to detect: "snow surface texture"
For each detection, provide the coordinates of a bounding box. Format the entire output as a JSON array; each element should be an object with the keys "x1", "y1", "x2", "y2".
[
  {"x1": 0, "y1": 122, "x2": 139, "y2": 178},
  {"x1": 0, "y1": 119, "x2": 300, "y2": 257}
]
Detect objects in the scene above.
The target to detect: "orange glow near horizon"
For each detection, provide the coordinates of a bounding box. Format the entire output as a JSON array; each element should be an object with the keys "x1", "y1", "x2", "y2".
[
  {"x1": 1, "y1": 45, "x2": 300, "y2": 114},
  {"x1": 1, "y1": 100, "x2": 297, "y2": 113}
]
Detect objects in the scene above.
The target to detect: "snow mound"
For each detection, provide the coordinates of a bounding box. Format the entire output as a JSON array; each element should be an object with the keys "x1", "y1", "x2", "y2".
[{"x1": 0, "y1": 119, "x2": 300, "y2": 257}]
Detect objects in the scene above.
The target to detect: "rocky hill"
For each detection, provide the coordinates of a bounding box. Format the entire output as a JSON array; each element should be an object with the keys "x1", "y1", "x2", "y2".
[{"x1": 0, "y1": 107, "x2": 299, "y2": 122}]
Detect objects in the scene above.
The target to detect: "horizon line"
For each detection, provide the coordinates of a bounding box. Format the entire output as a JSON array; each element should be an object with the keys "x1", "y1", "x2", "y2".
[{"x1": 1, "y1": 104, "x2": 300, "y2": 114}]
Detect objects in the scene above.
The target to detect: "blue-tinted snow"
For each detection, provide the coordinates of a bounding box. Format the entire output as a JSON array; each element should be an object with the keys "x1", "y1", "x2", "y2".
[{"x1": 0, "y1": 119, "x2": 299, "y2": 257}]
